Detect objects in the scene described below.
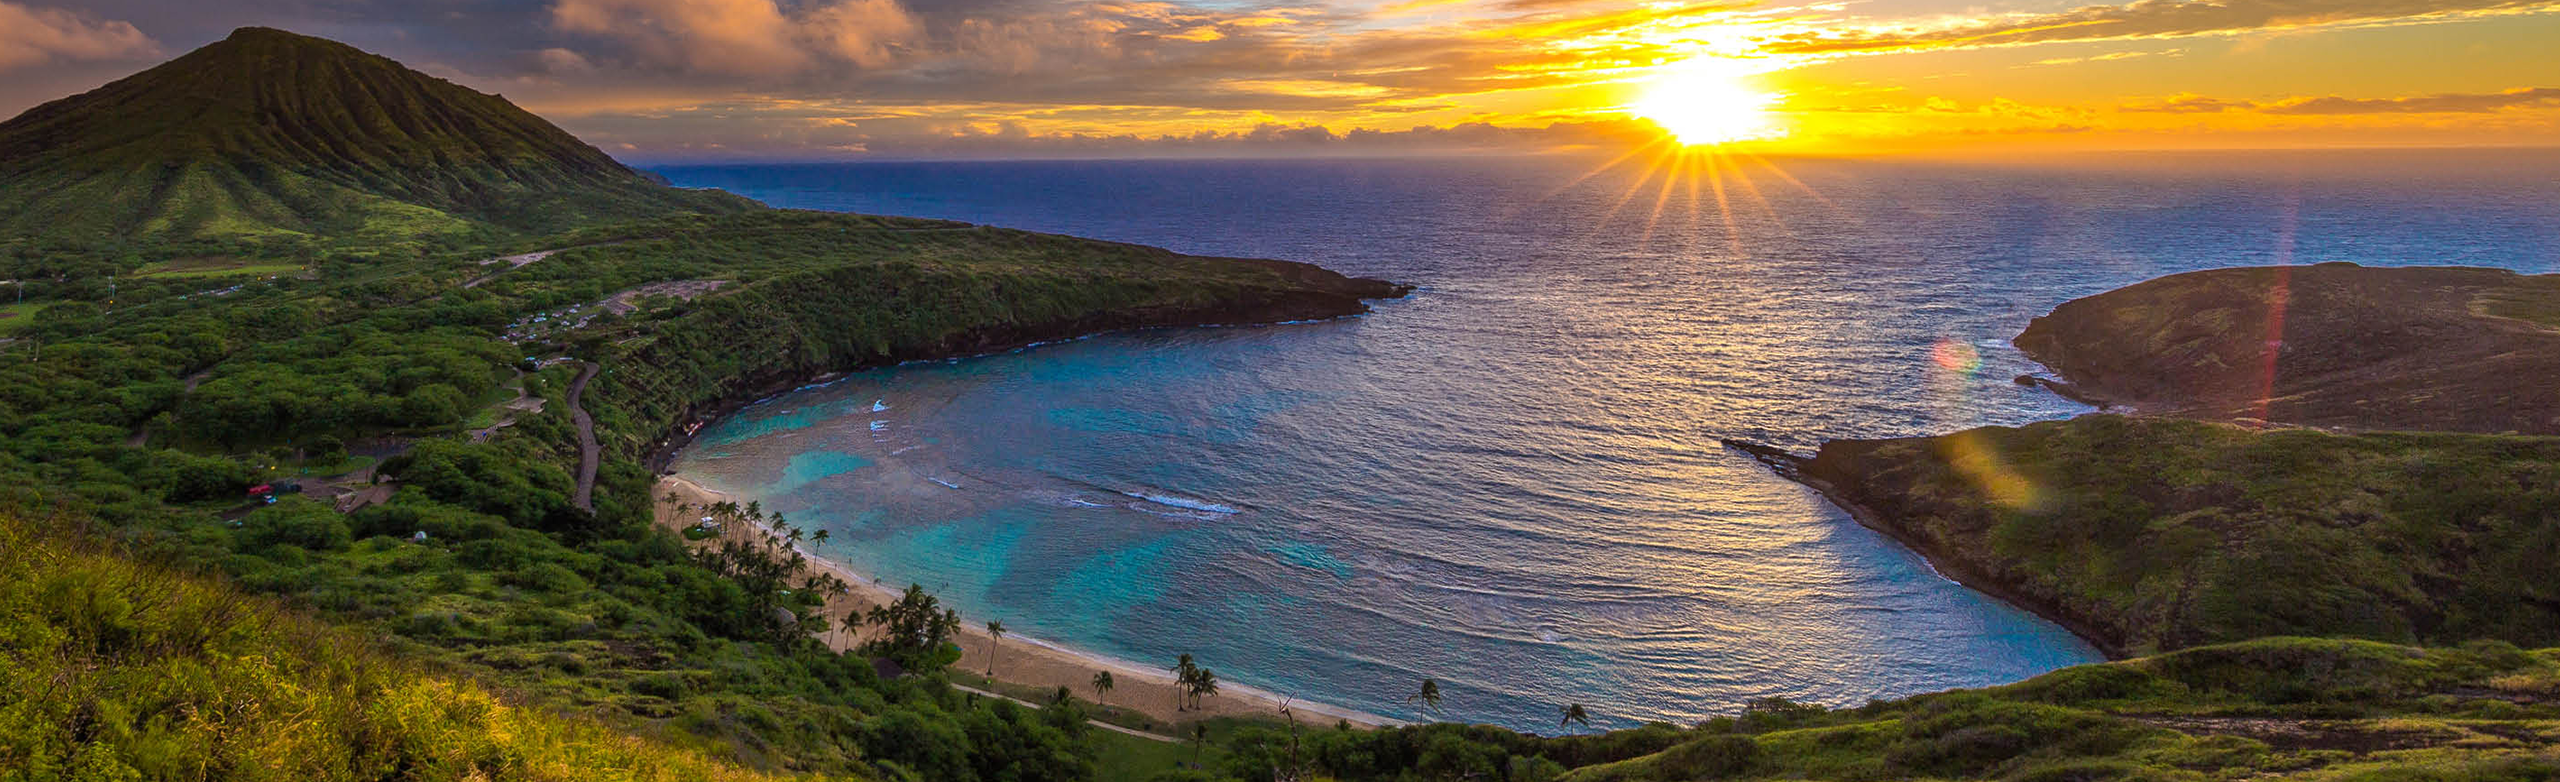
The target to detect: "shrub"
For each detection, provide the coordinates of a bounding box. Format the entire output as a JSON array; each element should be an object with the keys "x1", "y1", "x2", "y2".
[
  {"x1": 239, "y1": 498, "x2": 351, "y2": 552},
  {"x1": 1653, "y1": 735, "x2": 1762, "y2": 780}
]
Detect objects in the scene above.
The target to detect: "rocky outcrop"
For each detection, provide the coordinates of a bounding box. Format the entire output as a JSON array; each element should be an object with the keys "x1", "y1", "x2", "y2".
[{"x1": 2014, "y1": 263, "x2": 2560, "y2": 434}]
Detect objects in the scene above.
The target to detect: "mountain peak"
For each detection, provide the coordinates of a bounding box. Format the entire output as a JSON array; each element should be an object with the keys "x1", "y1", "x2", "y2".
[{"x1": 0, "y1": 28, "x2": 750, "y2": 250}]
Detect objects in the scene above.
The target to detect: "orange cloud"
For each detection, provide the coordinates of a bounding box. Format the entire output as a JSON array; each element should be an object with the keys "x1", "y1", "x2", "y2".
[
  {"x1": 0, "y1": 1, "x2": 157, "y2": 72},
  {"x1": 551, "y1": 0, "x2": 923, "y2": 75},
  {"x1": 1762, "y1": 0, "x2": 2559, "y2": 54}
]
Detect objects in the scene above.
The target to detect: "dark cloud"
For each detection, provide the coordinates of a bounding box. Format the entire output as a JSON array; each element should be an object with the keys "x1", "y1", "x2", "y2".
[
  {"x1": 577, "y1": 112, "x2": 1656, "y2": 160},
  {"x1": 1762, "y1": 0, "x2": 2556, "y2": 54},
  {"x1": 2120, "y1": 87, "x2": 2560, "y2": 114},
  {"x1": 2265, "y1": 86, "x2": 2560, "y2": 113}
]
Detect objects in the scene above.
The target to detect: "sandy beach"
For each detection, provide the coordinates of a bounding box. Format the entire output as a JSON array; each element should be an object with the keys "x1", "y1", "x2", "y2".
[{"x1": 652, "y1": 475, "x2": 1389, "y2": 732}]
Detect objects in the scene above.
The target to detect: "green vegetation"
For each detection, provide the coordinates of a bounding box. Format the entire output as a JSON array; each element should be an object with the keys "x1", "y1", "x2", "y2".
[
  {"x1": 133, "y1": 257, "x2": 310, "y2": 279},
  {"x1": 0, "y1": 27, "x2": 752, "y2": 258},
  {"x1": 1804, "y1": 416, "x2": 2560, "y2": 656},
  {"x1": 0, "y1": 300, "x2": 45, "y2": 335},
  {"x1": 1160, "y1": 638, "x2": 2560, "y2": 782},
  {"x1": 0, "y1": 508, "x2": 833, "y2": 782},
  {"x1": 2012, "y1": 263, "x2": 2560, "y2": 435},
  {"x1": 0, "y1": 207, "x2": 1393, "y2": 780},
  {"x1": 10, "y1": 25, "x2": 2557, "y2": 782}
]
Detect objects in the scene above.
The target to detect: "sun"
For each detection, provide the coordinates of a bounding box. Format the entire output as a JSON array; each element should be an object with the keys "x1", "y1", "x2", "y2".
[{"x1": 1631, "y1": 56, "x2": 1784, "y2": 146}]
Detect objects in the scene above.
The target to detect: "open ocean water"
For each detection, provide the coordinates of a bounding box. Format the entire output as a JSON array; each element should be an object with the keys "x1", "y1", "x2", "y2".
[{"x1": 654, "y1": 151, "x2": 2560, "y2": 731}]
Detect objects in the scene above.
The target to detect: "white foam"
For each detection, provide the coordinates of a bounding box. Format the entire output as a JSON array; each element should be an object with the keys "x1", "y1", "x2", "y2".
[
  {"x1": 869, "y1": 421, "x2": 887, "y2": 431},
  {"x1": 930, "y1": 478, "x2": 962, "y2": 490},
  {"x1": 871, "y1": 399, "x2": 889, "y2": 412},
  {"x1": 1119, "y1": 490, "x2": 1241, "y2": 515}
]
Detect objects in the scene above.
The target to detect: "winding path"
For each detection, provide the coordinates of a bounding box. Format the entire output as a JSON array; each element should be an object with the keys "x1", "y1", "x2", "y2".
[{"x1": 567, "y1": 362, "x2": 600, "y2": 512}]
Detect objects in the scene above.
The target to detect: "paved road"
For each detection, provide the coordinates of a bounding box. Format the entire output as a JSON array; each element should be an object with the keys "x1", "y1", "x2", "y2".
[{"x1": 567, "y1": 362, "x2": 600, "y2": 512}]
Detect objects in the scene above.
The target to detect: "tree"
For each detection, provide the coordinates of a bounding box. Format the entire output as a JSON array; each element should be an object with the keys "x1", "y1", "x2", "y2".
[
  {"x1": 986, "y1": 620, "x2": 1006, "y2": 677},
  {"x1": 1051, "y1": 686, "x2": 1073, "y2": 706},
  {"x1": 1092, "y1": 670, "x2": 1115, "y2": 706},
  {"x1": 861, "y1": 584, "x2": 961, "y2": 669},
  {"x1": 811, "y1": 528, "x2": 830, "y2": 550},
  {"x1": 1190, "y1": 723, "x2": 1211, "y2": 765},
  {"x1": 1173, "y1": 653, "x2": 1198, "y2": 712},
  {"x1": 1409, "y1": 679, "x2": 1443, "y2": 714},
  {"x1": 1561, "y1": 703, "x2": 1591, "y2": 730},
  {"x1": 1187, "y1": 668, "x2": 1220, "y2": 711}
]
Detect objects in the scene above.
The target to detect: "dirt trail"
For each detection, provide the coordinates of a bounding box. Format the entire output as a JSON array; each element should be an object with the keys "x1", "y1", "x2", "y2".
[
  {"x1": 567, "y1": 362, "x2": 600, "y2": 512},
  {"x1": 468, "y1": 370, "x2": 544, "y2": 442},
  {"x1": 950, "y1": 683, "x2": 1176, "y2": 743}
]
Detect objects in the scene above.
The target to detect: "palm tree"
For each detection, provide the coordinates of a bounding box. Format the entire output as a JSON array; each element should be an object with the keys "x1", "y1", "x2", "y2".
[
  {"x1": 1560, "y1": 703, "x2": 1591, "y2": 730},
  {"x1": 985, "y1": 620, "x2": 1006, "y2": 677},
  {"x1": 1409, "y1": 679, "x2": 1443, "y2": 714},
  {"x1": 1172, "y1": 653, "x2": 1198, "y2": 712},
  {"x1": 1091, "y1": 670, "x2": 1115, "y2": 706},
  {"x1": 1189, "y1": 723, "x2": 1211, "y2": 765},
  {"x1": 811, "y1": 528, "x2": 830, "y2": 550},
  {"x1": 1051, "y1": 686, "x2": 1073, "y2": 706},
  {"x1": 1189, "y1": 668, "x2": 1220, "y2": 710}
]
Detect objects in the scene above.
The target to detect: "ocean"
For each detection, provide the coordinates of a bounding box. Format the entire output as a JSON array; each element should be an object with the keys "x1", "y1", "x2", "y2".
[{"x1": 653, "y1": 151, "x2": 2560, "y2": 731}]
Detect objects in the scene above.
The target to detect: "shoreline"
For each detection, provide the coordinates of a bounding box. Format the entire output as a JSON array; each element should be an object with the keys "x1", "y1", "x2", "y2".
[
  {"x1": 638, "y1": 288, "x2": 1413, "y2": 476},
  {"x1": 652, "y1": 474, "x2": 1395, "y2": 731},
  {"x1": 1720, "y1": 439, "x2": 2130, "y2": 659}
]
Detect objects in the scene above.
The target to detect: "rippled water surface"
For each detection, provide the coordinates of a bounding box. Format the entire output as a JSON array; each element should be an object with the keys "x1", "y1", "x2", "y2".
[{"x1": 657, "y1": 152, "x2": 2560, "y2": 730}]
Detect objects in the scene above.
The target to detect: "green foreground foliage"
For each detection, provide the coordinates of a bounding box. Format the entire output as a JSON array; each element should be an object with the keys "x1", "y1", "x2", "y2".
[
  {"x1": 1100, "y1": 638, "x2": 2560, "y2": 782},
  {"x1": 0, "y1": 508, "x2": 840, "y2": 782}
]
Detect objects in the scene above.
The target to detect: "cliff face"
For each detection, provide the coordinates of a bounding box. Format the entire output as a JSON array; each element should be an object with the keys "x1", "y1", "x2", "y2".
[{"x1": 2014, "y1": 263, "x2": 2560, "y2": 434}]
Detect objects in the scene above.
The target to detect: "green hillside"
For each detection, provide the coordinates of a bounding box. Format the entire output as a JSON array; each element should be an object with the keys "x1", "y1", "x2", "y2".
[
  {"x1": 0, "y1": 27, "x2": 752, "y2": 254},
  {"x1": 1795, "y1": 416, "x2": 2560, "y2": 656},
  {"x1": 0, "y1": 508, "x2": 847, "y2": 782}
]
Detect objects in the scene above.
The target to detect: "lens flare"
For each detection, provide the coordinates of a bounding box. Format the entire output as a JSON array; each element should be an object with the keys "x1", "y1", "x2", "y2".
[
  {"x1": 1632, "y1": 56, "x2": 1783, "y2": 146},
  {"x1": 1938, "y1": 430, "x2": 2043, "y2": 511},
  {"x1": 1930, "y1": 338, "x2": 1982, "y2": 376}
]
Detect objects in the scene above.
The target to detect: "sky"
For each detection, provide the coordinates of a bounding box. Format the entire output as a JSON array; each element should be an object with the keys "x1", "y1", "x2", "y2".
[{"x1": 1, "y1": 0, "x2": 2554, "y2": 159}]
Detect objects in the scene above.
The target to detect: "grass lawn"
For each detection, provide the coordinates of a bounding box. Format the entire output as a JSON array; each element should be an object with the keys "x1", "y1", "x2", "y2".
[
  {"x1": 0, "y1": 301, "x2": 47, "y2": 335},
  {"x1": 946, "y1": 670, "x2": 1290, "y2": 779},
  {"x1": 1092, "y1": 728, "x2": 1224, "y2": 781},
  {"x1": 135, "y1": 256, "x2": 308, "y2": 279}
]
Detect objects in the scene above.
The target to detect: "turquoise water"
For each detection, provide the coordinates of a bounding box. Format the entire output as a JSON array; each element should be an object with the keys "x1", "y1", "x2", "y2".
[{"x1": 661, "y1": 152, "x2": 2560, "y2": 731}]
